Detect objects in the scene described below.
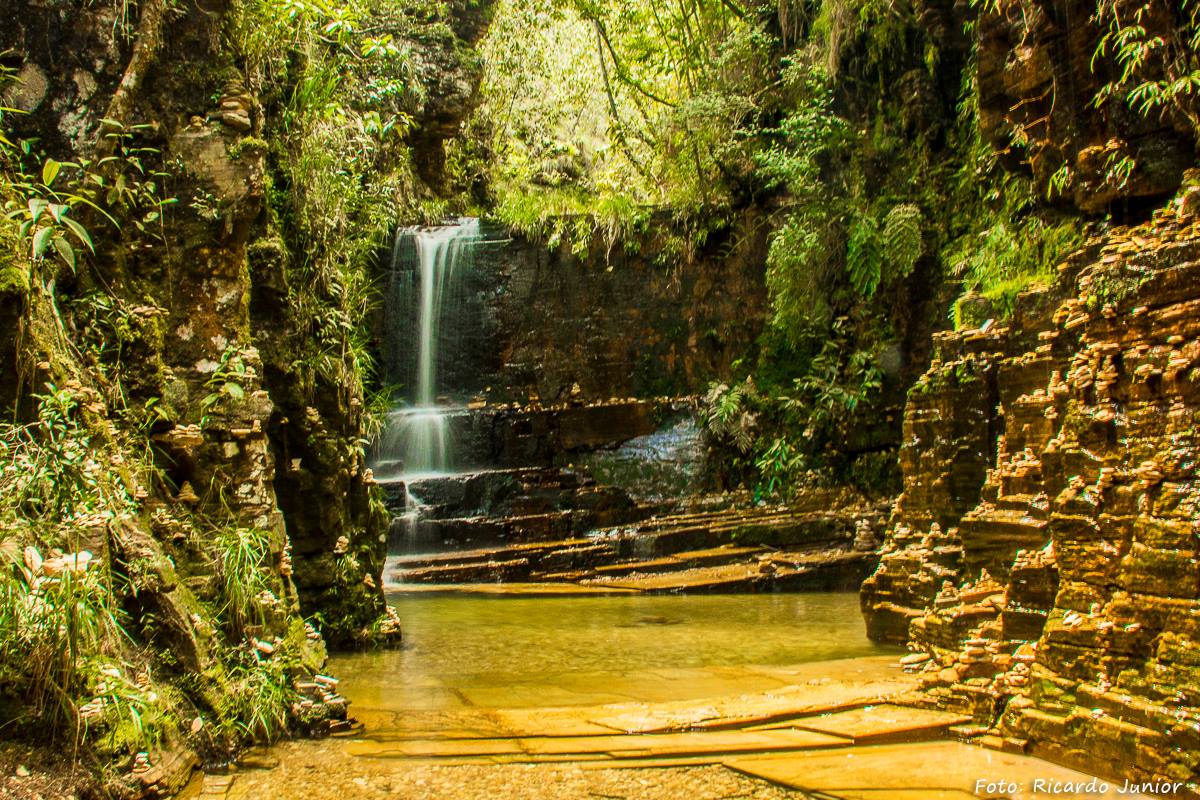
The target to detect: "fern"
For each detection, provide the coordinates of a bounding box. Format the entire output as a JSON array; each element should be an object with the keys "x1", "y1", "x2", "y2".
[
  {"x1": 881, "y1": 203, "x2": 922, "y2": 282},
  {"x1": 700, "y1": 379, "x2": 758, "y2": 454},
  {"x1": 846, "y1": 214, "x2": 881, "y2": 297},
  {"x1": 766, "y1": 214, "x2": 834, "y2": 336}
]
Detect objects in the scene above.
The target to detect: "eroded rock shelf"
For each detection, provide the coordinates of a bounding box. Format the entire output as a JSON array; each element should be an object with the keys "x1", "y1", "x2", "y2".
[{"x1": 862, "y1": 208, "x2": 1200, "y2": 788}]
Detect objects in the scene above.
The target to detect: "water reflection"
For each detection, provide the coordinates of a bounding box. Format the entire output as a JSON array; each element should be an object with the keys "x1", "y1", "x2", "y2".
[{"x1": 330, "y1": 592, "x2": 893, "y2": 716}]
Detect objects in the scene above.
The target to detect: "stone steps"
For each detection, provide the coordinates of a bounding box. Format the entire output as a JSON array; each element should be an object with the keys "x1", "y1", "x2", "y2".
[
  {"x1": 389, "y1": 504, "x2": 882, "y2": 591},
  {"x1": 537, "y1": 545, "x2": 767, "y2": 580}
]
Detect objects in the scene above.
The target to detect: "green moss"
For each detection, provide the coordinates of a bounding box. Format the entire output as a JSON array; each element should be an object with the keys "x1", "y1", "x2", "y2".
[
  {"x1": 1085, "y1": 265, "x2": 1152, "y2": 312},
  {"x1": 229, "y1": 136, "x2": 269, "y2": 161},
  {"x1": 0, "y1": 262, "x2": 28, "y2": 296}
]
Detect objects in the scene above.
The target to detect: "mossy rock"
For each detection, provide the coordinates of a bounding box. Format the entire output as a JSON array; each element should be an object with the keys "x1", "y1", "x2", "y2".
[{"x1": 0, "y1": 263, "x2": 29, "y2": 297}]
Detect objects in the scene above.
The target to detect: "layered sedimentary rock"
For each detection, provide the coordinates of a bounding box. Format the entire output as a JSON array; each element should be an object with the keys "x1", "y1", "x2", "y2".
[
  {"x1": 373, "y1": 213, "x2": 772, "y2": 405},
  {"x1": 975, "y1": 0, "x2": 1194, "y2": 211},
  {"x1": 858, "y1": 329, "x2": 1003, "y2": 642},
  {"x1": 862, "y1": 202, "x2": 1200, "y2": 789},
  {"x1": 381, "y1": 466, "x2": 653, "y2": 551},
  {"x1": 451, "y1": 398, "x2": 665, "y2": 469},
  {"x1": 390, "y1": 497, "x2": 888, "y2": 593}
]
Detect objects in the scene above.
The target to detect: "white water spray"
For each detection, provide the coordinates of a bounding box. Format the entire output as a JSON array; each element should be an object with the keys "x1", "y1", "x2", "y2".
[{"x1": 374, "y1": 219, "x2": 482, "y2": 480}]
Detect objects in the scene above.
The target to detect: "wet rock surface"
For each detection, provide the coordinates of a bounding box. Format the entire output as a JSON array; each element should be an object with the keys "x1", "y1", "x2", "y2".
[
  {"x1": 390, "y1": 500, "x2": 887, "y2": 593},
  {"x1": 378, "y1": 398, "x2": 891, "y2": 593},
  {"x1": 862, "y1": 204, "x2": 1200, "y2": 791},
  {"x1": 185, "y1": 655, "x2": 1138, "y2": 800},
  {"x1": 371, "y1": 213, "x2": 771, "y2": 405},
  {"x1": 382, "y1": 466, "x2": 653, "y2": 552}
]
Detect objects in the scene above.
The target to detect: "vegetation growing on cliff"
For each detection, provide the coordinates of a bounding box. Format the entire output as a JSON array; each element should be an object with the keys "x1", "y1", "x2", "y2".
[
  {"x1": 1, "y1": 0, "x2": 1198, "y2": 790},
  {"x1": 464, "y1": 0, "x2": 1099, "y2": 497},
  {"x1": 0, "y1": 0, "x2": 459, "y2": 786}
]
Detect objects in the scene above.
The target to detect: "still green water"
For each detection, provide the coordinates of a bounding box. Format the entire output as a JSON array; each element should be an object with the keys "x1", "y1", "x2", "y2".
[{"x1": 329, "y1": 592, "x2": 895, "y2": 715}]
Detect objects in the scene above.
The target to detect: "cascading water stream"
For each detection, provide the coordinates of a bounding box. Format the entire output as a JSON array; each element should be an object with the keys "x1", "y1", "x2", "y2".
[{"x1": 373, "y1": 219, "x2": 483, "y2": 482}]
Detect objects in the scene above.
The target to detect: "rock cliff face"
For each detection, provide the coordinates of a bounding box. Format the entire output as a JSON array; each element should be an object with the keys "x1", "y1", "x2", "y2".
[
  {"x1": 862, "y1": 201, "x2": 1200, "y2": 789},
  {"x1": 482, "y1": 213, "x2": 771, "y2": 402},
  {"x1": 2, "y1": 0, "x2": 497, "y2": 648},
  {"x1": 374, "y1": 211, "x2": 771, "y2": 405},
  {"x1": 976, "y1": 0, "x2": 1195, "y2": 211},
  {"x1": 1, "y1": 0, "x2": 496, "y2": 716}
]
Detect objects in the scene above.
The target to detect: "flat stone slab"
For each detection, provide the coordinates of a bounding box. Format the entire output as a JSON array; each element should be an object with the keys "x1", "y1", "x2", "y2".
[
  {"x1": 787, "y1": 704, "x2": 970, "y2": 744},
  {"x1": 668, "y1": 545, "x2": 766, "y2": 560},
  {"x1": 591, "y1": 563, "x2": 763, "y2": 592},
  {"x1": 725, "y1": 741, "x2": 1156, "y2": 799},
  {"x1": 526, "y1": 728, "x2": 847, "y2": 759},
  {"x1": 387, "y1": 539, "x2": 591, "y2": 568},
  {"x1": 388, "y1": 582, "x2": 640, "y2": 596},
  {"x1": 346, "y1": 727, "x2": 846, "y2": 762},
  {"x1": 353, "y1": 657, "x2": 912, "y2": 743},
  {"x1": 462, "y1": 661, "x2": 860, "y2": 712},
  {"x1": 346, "y1": 737, "x2": 525, "y2": 759},
  {"x1": 586, "y1": 657, "x2": 913, "y2": 734}
]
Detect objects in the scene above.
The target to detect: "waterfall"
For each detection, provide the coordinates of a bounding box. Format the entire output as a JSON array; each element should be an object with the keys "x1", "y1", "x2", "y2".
[{"x1": 373, "y1": 219, "x2": 482, "y2": 481}]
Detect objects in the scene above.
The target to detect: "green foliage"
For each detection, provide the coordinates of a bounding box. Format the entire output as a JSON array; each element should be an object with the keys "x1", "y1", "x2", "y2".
[
  {"x1": 200, "y1": 345, "x2": 250, "y2": 428},
  {"x1": 945, "y1": 215, "x2": 1081, "y2": 324},
  {"x1": 785, "y1": 318, "x2": 883, "y2": 444},
  {"x1": 230, "y1": 0, "x2": 432, "y2": 423},
  {"x1": 0, "y1": 385, "x2": 172, "y2": 751},
  {"x1": 214, "y1": 527, "x2": 273, "y2": 638},
  {"x1": 846, "y1": 214, "x2": 881, "y2": 297},
  {"x1": 939, "y1": 64, "x2": 1084, "y2": 327},
  {"x1": 701, "y1": 316, "x2": 886, "y2": 498},
  {"x1": 85, "y1": 122, "x2": 176, "y2": 237},
  {"x1": 2, "y1": 119, "x2": 175, "y2": 279},
  {"x1": 881, "y1": 203, "x2": 922, "y2": 281},
  {"x1": 698, "y1": 379, "x2": 758, "y2": 455},
  {"x1": 0, "y1": 385, "x2": 109, "y2": 521},
  {"x1": 811, "y1": 0, "x2": 913, "y2": 79},
  {"x1": 758, "y1": 72, "x2": 850, "y2": 336},
  {"x1": 3, "y1": 159, "x2": 96, "y2": 275},
  {"x1": 766, "y1": 214, "x2": 837, "y2": 334},
  {"x1": 754, "y1": 436, "x2": 802, "y2": 500},
  {"x1": 0, "y1": 551, "x2": 128, "y2": 735},
  {"x1": 470, "y1": 0, "x2": 775, "y2": 247},
  {"x1": 1092, "y1": 0, "x2": 1200, "y2": 134},
  {"x1": 219, "y1": 653, "x2": 293, "y2": 741}
]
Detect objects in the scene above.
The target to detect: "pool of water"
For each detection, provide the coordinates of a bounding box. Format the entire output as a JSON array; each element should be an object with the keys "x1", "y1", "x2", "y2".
[{"x1": 329, "y1": 591, "x2": 895, "y2": 715}]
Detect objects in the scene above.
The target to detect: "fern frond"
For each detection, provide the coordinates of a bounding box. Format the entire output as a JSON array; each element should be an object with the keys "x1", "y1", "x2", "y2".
[
  {"x1": 846, "y1": 214, "x2": 881, "y2": 297},
  {"x1": 881, "y1": 203, "x2": 922, "y2": 282}
]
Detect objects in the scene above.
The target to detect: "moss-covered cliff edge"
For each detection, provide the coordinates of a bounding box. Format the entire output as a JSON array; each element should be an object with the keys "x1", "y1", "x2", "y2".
[{"x1": 0, "y1": 0, "x2": 492, "y2": 793}]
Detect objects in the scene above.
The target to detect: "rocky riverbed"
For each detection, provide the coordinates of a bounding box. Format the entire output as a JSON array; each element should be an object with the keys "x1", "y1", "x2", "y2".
[{"x1": 166, "y1": 594, "x2": 1149, "y2": 799}]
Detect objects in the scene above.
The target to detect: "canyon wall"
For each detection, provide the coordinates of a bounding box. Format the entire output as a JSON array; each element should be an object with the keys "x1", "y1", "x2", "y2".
[
  {"x1": 862, "y1": 200, "x2": 1200, "y2": 789},
  {"x1": 862, "y1": 0, "x2": 1200, "y2": 787},
  {"x1": 0, "y1": 0, "x2": 493, "y2": 788},
  {"x1": 976, "y1": 0, "x2": 1194, "y2": 212},
  {"x1": 2, "y1": 0, "x2": 494, "y2": 646},
  {"x1": 374, "y1": 212, "x2": 772, "y2": 405}
]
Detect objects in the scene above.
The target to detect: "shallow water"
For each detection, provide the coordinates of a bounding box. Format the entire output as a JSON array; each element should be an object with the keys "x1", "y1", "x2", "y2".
[
  {"x1": 213, "y1": 593, "x2": 1134, "y2": 800},
  {"x1": 330, "y1": 591, "x2": 894, "y2": 714}
]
